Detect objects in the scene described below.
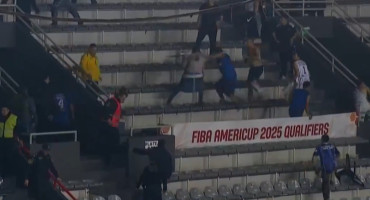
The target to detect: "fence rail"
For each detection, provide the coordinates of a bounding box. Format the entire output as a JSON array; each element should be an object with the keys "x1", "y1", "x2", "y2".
[
  {"x1": 0, "y1": 65, "x2": 20, "y2": 94},
  {"x1": 30, "y1": 130, "x2": 78, "y2": 144},
  {"x1": 273, "y1": 0, "x2": 358, "y2": 87}
]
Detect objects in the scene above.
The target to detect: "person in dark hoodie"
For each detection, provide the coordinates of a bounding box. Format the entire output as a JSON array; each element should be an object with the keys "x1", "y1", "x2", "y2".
[
  {"x1": 25, "y1": 144, "x2": 63, "y2": 200},
  {"x1": 137, "y1": 158, "x2": 164, "y2": 200},
  {"x1": 133, "y1": 139, "x2": 173, "y2": 192}
]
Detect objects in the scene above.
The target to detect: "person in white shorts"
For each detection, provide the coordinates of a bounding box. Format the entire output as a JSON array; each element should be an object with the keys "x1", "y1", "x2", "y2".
[
  {"x1": 354, "y1": 80, "x2": 370, "y2": 121},
  {"x1": 292, "y1": 53, "x2": 310, "y2": 89}
]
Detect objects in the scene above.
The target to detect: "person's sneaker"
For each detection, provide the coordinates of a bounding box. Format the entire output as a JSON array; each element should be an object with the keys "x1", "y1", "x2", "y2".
[
  {"x1": 281, "y1": 75, "x2": 287, "y2": 80},
  {"x1": 251, "y1": 81, "x2": 261, "y2": 93}
]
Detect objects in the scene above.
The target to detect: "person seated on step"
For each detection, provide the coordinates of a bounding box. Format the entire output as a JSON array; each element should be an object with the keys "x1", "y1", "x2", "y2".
[
  {"x1": 166, "y1": 47, "x2": 210, "y2": 105},
  {"x1": 289, "y1": 81, "x2": 312, "y2": 118},
  {"x1": 213, "y1": 47, "x2": 242, "y2": 104},
  {"x1": 354, "y1": 80, "x2": 370, "y2": 122},
  {"x1": 246, "y1": 38, "x2": 264, "y2": 101}
]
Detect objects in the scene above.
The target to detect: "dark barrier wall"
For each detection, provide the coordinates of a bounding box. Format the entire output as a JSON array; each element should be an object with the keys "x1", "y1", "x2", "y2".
[
  {"x1": 128, "y1": 135, "x2": 175, "y2": 186},
  {"x1": 0, "y1": 23, "x2": 16, "y2": 48},
  {"x1": 30, "y1": 142, "x2": 81, "y2": 179}
]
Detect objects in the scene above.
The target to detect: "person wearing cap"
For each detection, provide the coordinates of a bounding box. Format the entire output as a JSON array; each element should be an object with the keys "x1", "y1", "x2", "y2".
[
  {"x1": 137, "y1": 158, "x2": 164, "y2": 200},
  {"x1": 80, "y1": 44, "x2": 101, "y2": 84},
  {"x1": 133, "y1": 139, "x2": 173, "y2": 193},
  {"x1": 0, "y1": 104, "x2": 19, "y2": 177},
  {"x1": 26, "y1": 144, "x2": 61, "y2": 200},
  {"x1": 100, "y1": 86, "x2": 128, "y2": 165}
]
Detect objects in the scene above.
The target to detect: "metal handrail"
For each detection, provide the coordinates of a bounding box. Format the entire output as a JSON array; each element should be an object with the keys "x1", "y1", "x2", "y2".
[
  {"x1": 0, "y1": 65, "x2": 20, "y2": 94},
  {"x1": 29, "y1": 130, "x2": 78, "y2": 144},
  {"x1": 1, "y1": 3, "x2": 108, "y2": 101},
  {"x1": 331, "y1": 1, "x2": 370, "y2": 43},
  {"x1": 273, "y1": 0, "x2": 370, "y2": 43},
  {"x1": 273, "y1": 1, "x2": 358, "y2": 87}
]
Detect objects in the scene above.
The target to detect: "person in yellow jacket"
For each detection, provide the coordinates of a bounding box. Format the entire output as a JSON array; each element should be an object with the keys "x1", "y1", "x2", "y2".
[
  {"x1": 80, "y1": 43, "x2": 101, "y2": 83},
  {"x1": 0, "y1": 104, "x2": 19, "y2": 177}
]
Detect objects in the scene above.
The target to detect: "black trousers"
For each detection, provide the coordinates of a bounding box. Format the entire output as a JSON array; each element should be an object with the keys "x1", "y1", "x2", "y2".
[
  {"x1": 0, "y1": 138, "x2": 17, "y2": 177},
  {"x1": 279, "y1": 50, "x2": 292, "y2": 77},
  {"x1": 322, "y1": 172, "x2": 331, "y2": 200},
  {"x1": 195, "y1": 26, "x2": 217, "y2": 54},
  {"x1": 51, "y1": 0, "x2": 80, "y2": 24},
  {"x1": 143, "y1": 186, "x2": 162, "y2": 200},
  {"x1": 99, "y1": 122, "x2": 120, "y2": 165}
]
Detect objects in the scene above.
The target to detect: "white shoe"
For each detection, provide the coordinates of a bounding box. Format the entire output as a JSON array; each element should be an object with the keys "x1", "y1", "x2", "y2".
[
  {"x1": 281, "y1": 75, "x2": 287, "y2": 80},
  {"x1": 251, "y1": 81, "x2": 261, "y2": 93}
]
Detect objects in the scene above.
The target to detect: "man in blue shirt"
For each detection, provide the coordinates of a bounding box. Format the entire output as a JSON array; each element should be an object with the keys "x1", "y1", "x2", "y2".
[
  {"x1": 213, "y1": 47, "x2": 241, "y2": 103},
  {"x1": 289, "y1": 81, "x2": 312, "y2": 118},
  {"x1": 312, "y1": 135, "x2": 340, "y2": 200}
]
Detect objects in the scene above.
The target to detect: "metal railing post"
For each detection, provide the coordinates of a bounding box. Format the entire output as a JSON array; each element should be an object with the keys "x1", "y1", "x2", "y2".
[
  {"x1": 331, "y1": 57, "x2": 335, "y2": 73},
  {"x1": 302, "y1": 0, "x2": 305, "y2": 17},
  {"x1": 331, "y1": 0, "x2": 335, "y2": 17}
]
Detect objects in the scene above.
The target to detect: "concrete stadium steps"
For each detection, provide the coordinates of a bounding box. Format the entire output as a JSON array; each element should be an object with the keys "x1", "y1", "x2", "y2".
[
  {"x1": 44, "y1": 26, "x2": 201, "y2": 46},
  {"x1": 173, "y1": 137, "x2": 366, "y2": 172},
  {"x1": 166, "y1": 181, "x2": 370, "y2": 200},
  {"x1": 99, "y1": 61, "x2": 278, "y2": 87},
  {"x1": 37, "y1": 2, "x2": 201, "y2": 11},
  {"x1": 108, "y1": 80, "x2": 286, "y2": 107},
  {"x1": 99, "y1": 61, "x2": 277, "y2": 86},
  {"x1": 59, "y1": 42, "x2": 243, "y2": 65},
  {"x1": 167, "y1": 158, "x2": 370, "y2": 184},
  {"x1": 34, "y1": 7, "x2": 198, "y2": 26},
  {"x1": 122, "y1": 100, "x2": 290, "y2": 129},
  {"x1": 41, "y1": 22, "x2": 197, "y2": 33},
  {"x1": 121, "y1": 99, "x2": 338, "y2": 129}
]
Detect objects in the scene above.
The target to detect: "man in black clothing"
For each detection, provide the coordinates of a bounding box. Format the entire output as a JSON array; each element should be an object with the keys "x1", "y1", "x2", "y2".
[
  {"x1": 133, "y1": 140, "x2": 173, "y2": 192},
  {"x1": 272, "y1": 15, "x2": 297, "y2": 79},
  {"x1": 137, "y1": 159, "x2": 164, "y2": 200},
  {"x1": 26, "y1": 144, "x2": 63, "y2": 200},
  {"x1": 194, "y1": 0, "x2": 222, "y2": 55}
]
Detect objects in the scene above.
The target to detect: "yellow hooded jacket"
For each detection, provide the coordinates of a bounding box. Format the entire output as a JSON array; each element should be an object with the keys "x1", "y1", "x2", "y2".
[{"x1": 80, "y1": 53, "x2": 101, "y2": 82}]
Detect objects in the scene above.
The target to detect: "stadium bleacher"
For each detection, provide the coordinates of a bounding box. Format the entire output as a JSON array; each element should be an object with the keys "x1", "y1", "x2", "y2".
[{"x1": 2, "y1": 0, "x2": 370, "y2": 199}]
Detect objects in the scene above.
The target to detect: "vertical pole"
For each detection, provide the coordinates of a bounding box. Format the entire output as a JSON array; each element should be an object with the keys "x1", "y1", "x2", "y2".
[
  {"x1": 272, "y1": 0, "x2": 275, "y2": 17},
  {"x1": 331, "y1": 57, "x2": 335, "y2": 73},
  {"x1": 302, "y1": 0, "x2": 305, "y2": 17}
]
